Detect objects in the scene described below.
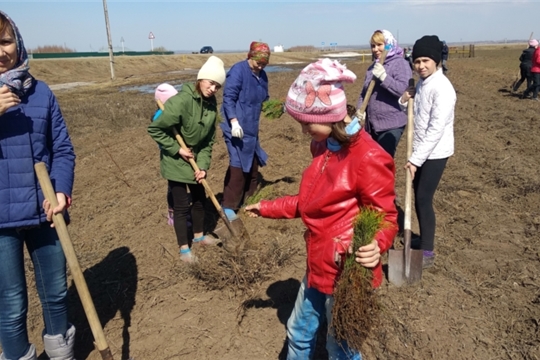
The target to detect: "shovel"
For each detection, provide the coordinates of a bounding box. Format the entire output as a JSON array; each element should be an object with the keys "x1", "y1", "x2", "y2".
[
  {"x1": 356, "y1": 50, "x2": 388, "y2": 126},
  {"x1": 156, "y1": 99, "x2": 249, "y2": 254},
  {"x1": 388, "y1": 78, "x2": 423, "y2": 287},
  {"x1": 34, "y1": 163, "x2": 115, "y2": 360}
]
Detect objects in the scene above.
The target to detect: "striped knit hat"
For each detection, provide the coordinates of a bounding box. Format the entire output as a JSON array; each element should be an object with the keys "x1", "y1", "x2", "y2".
[{"x1": 285, "y1": 58, "x2": 356, "y2": 123}]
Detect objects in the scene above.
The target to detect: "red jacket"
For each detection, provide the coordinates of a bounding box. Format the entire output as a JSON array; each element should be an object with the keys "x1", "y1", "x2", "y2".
[
  {"x1": 531, "y1": 47, "x2": 540, "y2": 73},
  {"x1": 259, "y1": 128, "x2": 398, "y2": 294}
]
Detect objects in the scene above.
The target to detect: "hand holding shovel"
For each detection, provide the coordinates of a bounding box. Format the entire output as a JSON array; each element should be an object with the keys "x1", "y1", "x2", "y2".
[{"x1": 356, "y1": 49, "x2": 389, "y2": 126}]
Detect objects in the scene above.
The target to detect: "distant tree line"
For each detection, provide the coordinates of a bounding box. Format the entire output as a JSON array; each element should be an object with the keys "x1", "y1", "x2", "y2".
[
  {"x1": 30, "y1": 45, "x2": 170, "y2": 54},
  {"x1": 31, "y1": 45, "x2": 76, "y2": 53},
  {"x1": 287, "y1": 45, "x2": 317, "y2": 52},
  {"x1": 153, "y1": 46, "x2": 169, "y2": 53}
]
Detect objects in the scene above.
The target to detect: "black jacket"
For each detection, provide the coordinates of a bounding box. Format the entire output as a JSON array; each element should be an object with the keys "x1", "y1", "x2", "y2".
[
  {"x1": 441, "y1": 43, "x2": 449, "y2": 60},
  {"x1": 520, "y1": 46, "x2": 536, "y2": 67}
]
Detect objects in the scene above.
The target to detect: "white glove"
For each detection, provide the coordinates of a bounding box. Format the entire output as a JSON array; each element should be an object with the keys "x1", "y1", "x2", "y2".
[
  {"x1": 231, "y1": 121, "x2": 244, "y2": 139},
  {"x1": 372, "y1": 63, "x2": 387, "y2": 82}
]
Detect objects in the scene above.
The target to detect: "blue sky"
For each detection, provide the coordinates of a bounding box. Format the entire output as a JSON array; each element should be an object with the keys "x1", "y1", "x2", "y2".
[{"x1": 2, "y1": 1, "x2": 539, "y2": 52}]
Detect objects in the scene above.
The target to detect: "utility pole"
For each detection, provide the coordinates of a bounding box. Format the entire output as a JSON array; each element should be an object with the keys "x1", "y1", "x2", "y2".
[{"x1": 102, "y1": 0, "x2": 115, "y2": 80}]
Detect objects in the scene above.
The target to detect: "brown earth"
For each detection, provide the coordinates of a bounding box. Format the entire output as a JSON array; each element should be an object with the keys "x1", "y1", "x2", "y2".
[{"x1": 8, "y1": 47, "x2": 540, "y2": 359}]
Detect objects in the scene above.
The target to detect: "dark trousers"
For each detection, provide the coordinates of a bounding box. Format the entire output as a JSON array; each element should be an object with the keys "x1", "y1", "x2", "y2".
[
  {"x1": 513, "y1": 64, "x2": 532, "y2": 92},
  {"x1": 222, "y1": 157, "x2": 259, "y2": 210},
  {"x1": 442, "y1": 59, "x2": 448, "y2": 74},
  {"x1": 368, "y1": 126, "x2": 405, "y2": 158},
  {"x1": 523, "y1": 72, "x2": 540, "y2": 99},
  {"x1": 413, "y1": 158, "x2": 448, "y2": 251},
  {"x1": 166, "y1": 185, "x2": 173, "y2": 210},
  {"x1": 168, "y1": 180, "x2": 206, "y2": 247}
]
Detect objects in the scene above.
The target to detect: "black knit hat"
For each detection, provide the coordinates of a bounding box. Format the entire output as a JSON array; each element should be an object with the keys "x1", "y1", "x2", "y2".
[{"x1": 412, "y1": 35, "x2": 442, "y2": 64}]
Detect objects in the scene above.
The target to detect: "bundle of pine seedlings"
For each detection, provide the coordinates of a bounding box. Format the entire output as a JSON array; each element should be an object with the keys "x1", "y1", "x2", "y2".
[
  {"x1": 261, "y1": 99, "x2": 285, "y2": 119},
  {"x1": 331, "y1": 206, "x2": 387, "y2": 351}
]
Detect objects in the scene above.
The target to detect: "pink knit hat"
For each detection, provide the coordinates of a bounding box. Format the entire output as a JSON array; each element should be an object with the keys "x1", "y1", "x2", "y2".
[
  {"x1": 529, "y1": 39, "x2": 539, "y2": 47},
  {"x1": 155, "y1": 83, "x2": 178, "y2": 104},
  {"x1": 285, "y1": 59, "x2": 356, "y2": 123}
]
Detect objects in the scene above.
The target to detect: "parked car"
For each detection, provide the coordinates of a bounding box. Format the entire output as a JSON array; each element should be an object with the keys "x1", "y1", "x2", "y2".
[{"x1": 200, "y1": 46, "x2": 214, "y2": 54}]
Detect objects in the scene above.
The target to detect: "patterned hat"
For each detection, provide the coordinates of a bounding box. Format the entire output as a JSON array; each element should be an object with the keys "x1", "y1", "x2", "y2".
[
  {"x1": 247, "y1": 41, "x2": 270, "y2": 64},
  {"x1": 0, "y1": 11, "x2": 33, "y2": 96},
  {"x1": 285, "y1": 58, "x2": 356, "y2": 123}
]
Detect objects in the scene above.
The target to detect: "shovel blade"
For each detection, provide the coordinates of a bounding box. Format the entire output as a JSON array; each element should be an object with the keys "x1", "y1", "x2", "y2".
[
  {"x1": 388, "y1": 249, "x2": 407, "y2": 287},
  {"x1": 388, "y1": 248, "x2": 424, "y2": 287},
  {"x1": 213, "y1": 218, "x2": 250, "y2": 254}
]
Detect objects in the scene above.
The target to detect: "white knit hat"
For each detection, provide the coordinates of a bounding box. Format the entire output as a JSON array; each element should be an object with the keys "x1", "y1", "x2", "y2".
[{"x1": 197, "y1": 56, "x2": 226, "y2": 86}]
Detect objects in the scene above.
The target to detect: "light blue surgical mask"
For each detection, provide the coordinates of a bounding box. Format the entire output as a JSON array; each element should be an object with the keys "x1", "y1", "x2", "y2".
[{"x1": 326, "y1": 116, "x2": 361, "y2": 152}]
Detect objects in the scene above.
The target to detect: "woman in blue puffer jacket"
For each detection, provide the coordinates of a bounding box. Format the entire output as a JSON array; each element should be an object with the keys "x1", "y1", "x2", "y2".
[{"x1": 0, "y1": 11, "x2": 76, "y2": 360}]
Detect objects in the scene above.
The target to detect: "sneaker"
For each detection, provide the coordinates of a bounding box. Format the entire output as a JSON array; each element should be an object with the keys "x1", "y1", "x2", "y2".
[
  {"x1": 179, "y1": 248, "x2": 197, "y2": 263},
  {"x1": 532, "y1": 97, "x2": 539, "y2": 102},
  {"x1": 223, "y1": 208, "x2": 238, "y2": 221},
  {"x1": 193, "y1": 234, "x2": 220, "y2": 246},
  {"x1": 422, "y1": 251, "x2": 435, "y2": 269}
]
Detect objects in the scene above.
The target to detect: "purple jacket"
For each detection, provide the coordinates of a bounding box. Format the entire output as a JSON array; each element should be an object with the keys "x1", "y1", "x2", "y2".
[{"x1": 356, "y1": 53, "x2": 412, "y2": 133}]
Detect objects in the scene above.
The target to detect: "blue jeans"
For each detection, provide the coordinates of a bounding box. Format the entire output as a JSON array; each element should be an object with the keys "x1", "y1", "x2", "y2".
[
  {"x1": 368, "y1": 126, "x2": 405, "y2": 158},
  {"x1": 286, "y1": 277, "x2": 361, "y2": 360},
  {"x1": 0, "y1": 224, "x2": 68, "y2": 359}
]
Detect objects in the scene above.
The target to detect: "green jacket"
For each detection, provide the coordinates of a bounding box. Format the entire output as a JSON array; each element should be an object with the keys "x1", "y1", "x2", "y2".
[{"x1": 148, "y1": 83, "x2": 217, "y2": 184}]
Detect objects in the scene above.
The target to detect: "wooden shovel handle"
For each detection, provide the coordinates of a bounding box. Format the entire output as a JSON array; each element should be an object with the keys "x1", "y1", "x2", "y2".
[
  {"x1": 156, "y1": 99, "x2": 237, "y2": 237},
  {"x1": 34, "y1": 163, "x2": 114, "y2": 360},
  {"x1": 404, "y1": 79, "x2": 415, "y2": 234},
  {"x1": 356, "y1": 50, "x2": 389, "y2": 123}
]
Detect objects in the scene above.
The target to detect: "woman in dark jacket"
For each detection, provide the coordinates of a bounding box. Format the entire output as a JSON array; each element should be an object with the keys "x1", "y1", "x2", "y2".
[
  {"x1": 513, "y1": 39, "x2": 538, "y2": 92},
  {"x1": 0, "y1": 11, "x2": 76, "y2": 360}
]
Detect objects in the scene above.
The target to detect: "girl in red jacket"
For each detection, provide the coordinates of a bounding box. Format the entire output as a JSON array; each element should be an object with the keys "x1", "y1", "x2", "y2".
[{"x1": 245, "y1": 59, "x2": 398, "y2": 360}]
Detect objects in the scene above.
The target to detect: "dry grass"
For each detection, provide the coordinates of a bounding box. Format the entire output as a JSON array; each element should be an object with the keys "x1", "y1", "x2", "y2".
[
  {"x1": 29, "y1": 52, "x2": 323, "y2": 85},
  {"x1": 185, "y1": 236, "x2": 297, "y2": 296}
]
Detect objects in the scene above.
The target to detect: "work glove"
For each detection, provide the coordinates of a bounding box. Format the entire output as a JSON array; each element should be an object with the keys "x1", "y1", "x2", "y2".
[
  {"x1": 231, "y1": 121, "x2": 244, "y2": 139},
  {"x1": 372, "y1": 63, "x2": 387, "y2": 82}
]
